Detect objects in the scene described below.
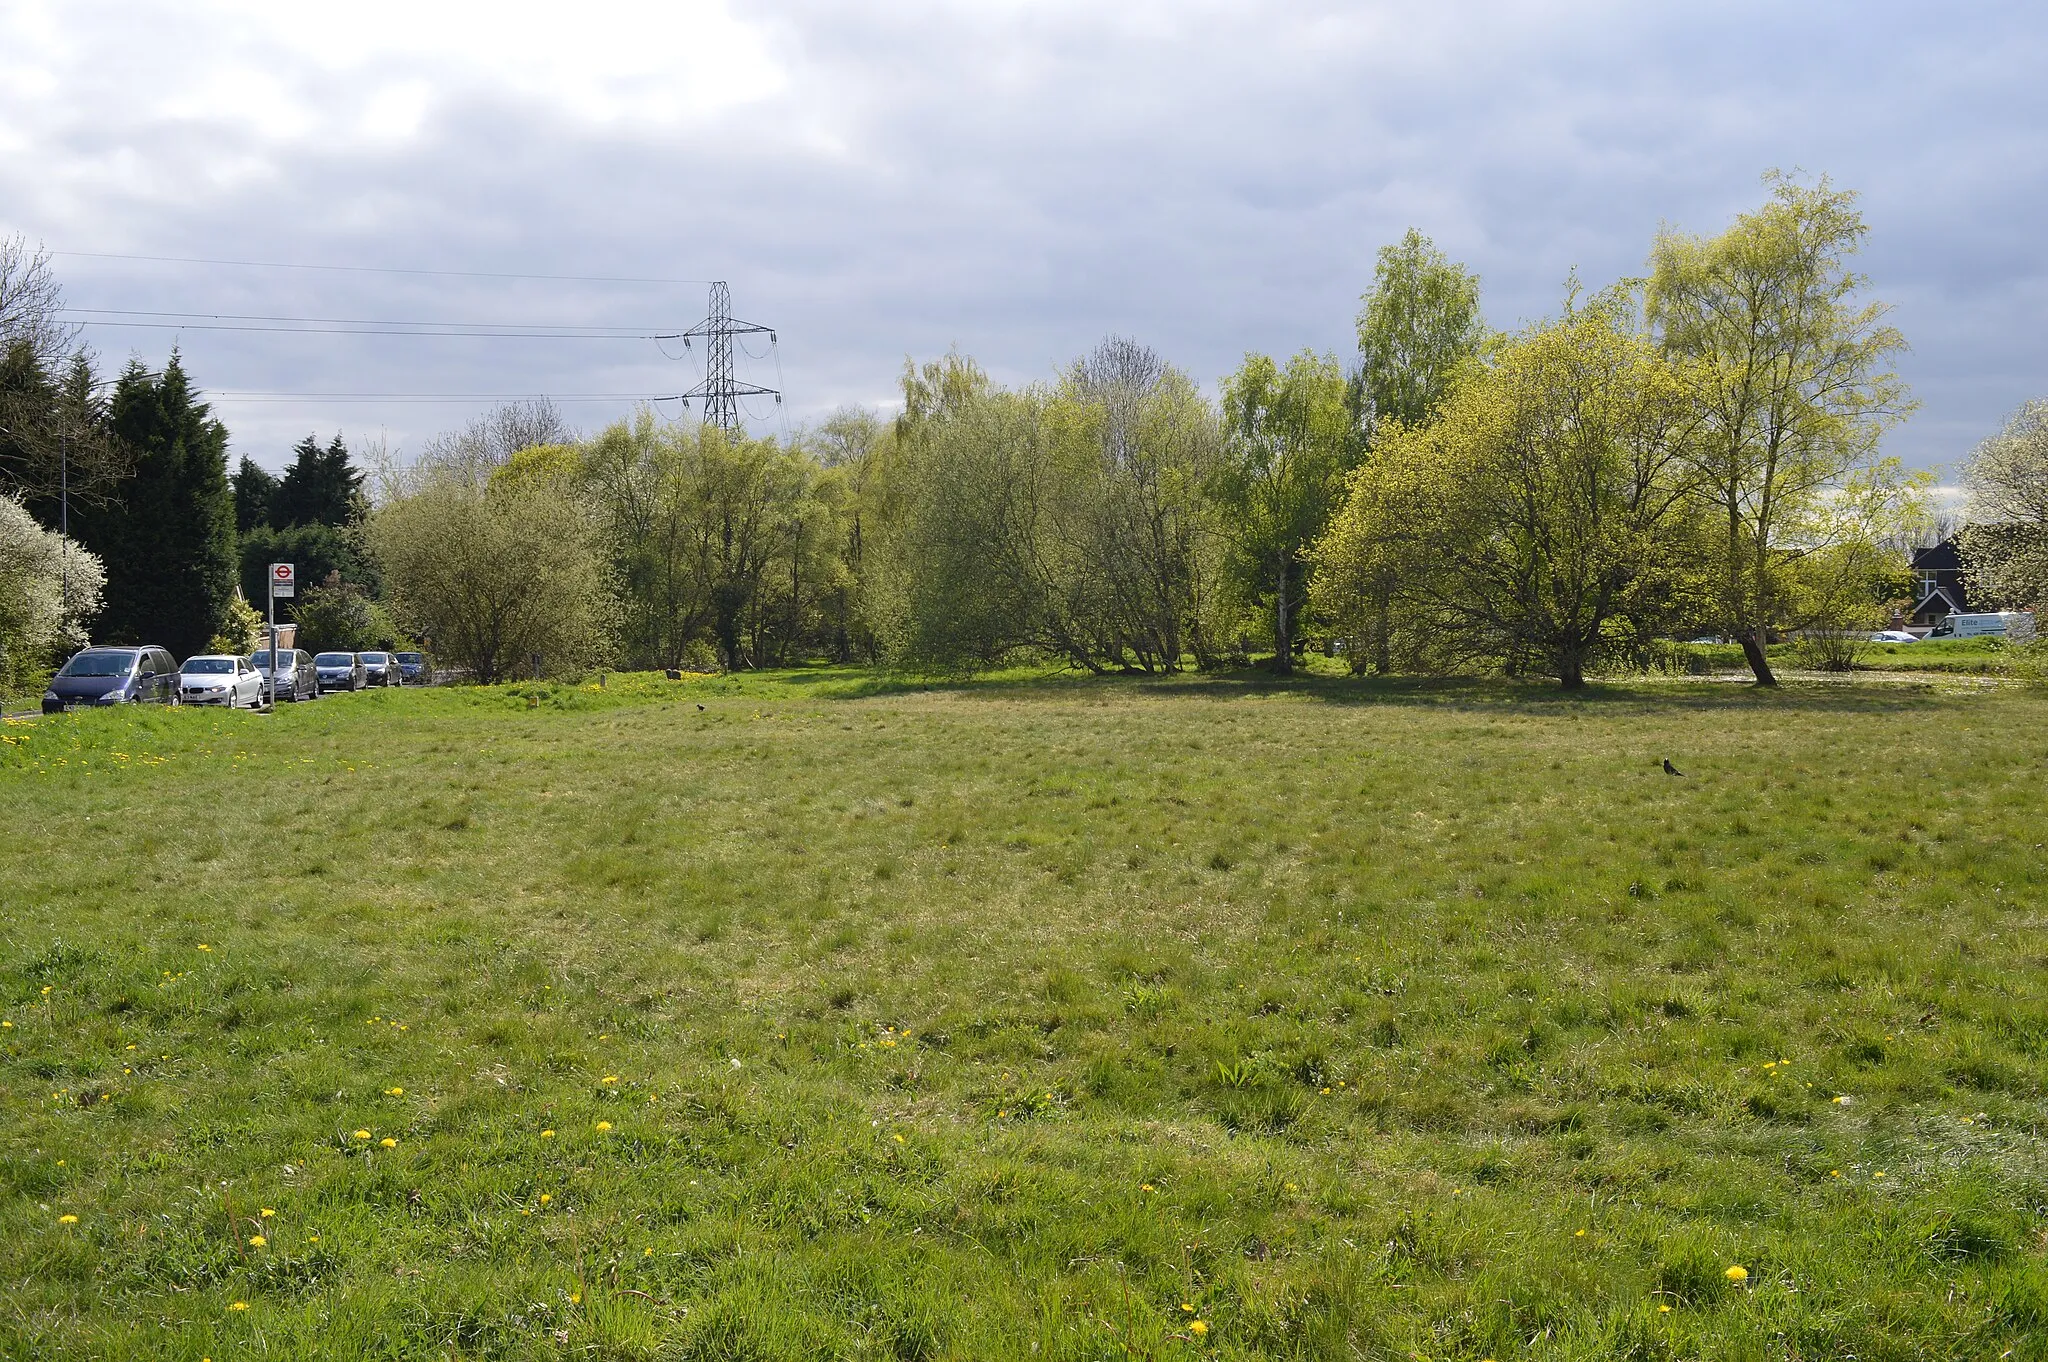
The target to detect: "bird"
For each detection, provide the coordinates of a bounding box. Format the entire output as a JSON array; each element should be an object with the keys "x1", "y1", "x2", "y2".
[
  {"x1": 1662, "y1": 759, "x2": 1685, "y2": 776},
  {"x1": 696, "y1": 704, "x2": 705, "y2": 712}
]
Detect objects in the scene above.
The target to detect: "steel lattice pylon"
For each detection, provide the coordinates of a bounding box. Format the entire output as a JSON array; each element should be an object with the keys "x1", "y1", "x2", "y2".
[{"x1": 679, "y1": 281, "x2": 778, "y2": 433}]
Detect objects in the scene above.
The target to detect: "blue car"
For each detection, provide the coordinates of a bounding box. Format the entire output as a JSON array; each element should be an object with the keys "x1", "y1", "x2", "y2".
[
  {"x1": 394, "y1": 651, "x2": 429, "y2": 685},
  {"x1": 43, "y1": 646, "x2": 180, "y2": 713}
]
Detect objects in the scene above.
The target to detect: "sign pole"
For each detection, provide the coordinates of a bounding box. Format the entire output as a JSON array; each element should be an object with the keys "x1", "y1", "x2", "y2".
[{"x1": 269, "y1": 563, "x2": 295, "y2": 706}]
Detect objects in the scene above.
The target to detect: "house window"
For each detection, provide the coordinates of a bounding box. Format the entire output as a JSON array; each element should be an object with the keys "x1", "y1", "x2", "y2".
[{"x1": 1918, "y1": 573, "x2": 1939, "y2": 600}]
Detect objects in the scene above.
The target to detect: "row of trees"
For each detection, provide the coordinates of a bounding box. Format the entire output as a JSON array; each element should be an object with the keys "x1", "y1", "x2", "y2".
[{"x1": 374, "y1": 175, "x2": 1931, "y2": 689}]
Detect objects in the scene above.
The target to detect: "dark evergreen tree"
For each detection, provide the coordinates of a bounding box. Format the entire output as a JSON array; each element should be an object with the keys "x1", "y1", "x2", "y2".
[
  {"x1": 239, "y1": 521, "x2": 377, "y2": 607},
  {"x1": 75, "y1": 352, "x2": 237, "y2": 657},
  {"x1": 231, "y1": 456, "x2": 279, "y2": 534},
  {"x1": 271, "y1": 433, "x2": 363, "y2": 529},
  {"x1": 0, "y1": 338, "x2": 58, "y2": 508}
]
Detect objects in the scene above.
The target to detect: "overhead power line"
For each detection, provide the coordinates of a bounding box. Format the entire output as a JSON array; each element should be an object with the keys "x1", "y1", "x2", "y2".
[
  {"x1": 53, "y1": 250, "x2": 714, "y2": 286},
  {"x1": 207, "y1": 391, "x2": 684, "y2": 405},
  {"x1": 64, "y1": 307, "x2": 671, "y2": 331},
  {"x1": 64, "y1": 318, "x2": 674, "y2": 340}
]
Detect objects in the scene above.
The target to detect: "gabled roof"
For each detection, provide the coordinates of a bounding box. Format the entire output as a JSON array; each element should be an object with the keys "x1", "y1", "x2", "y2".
[
  {"x1": 1910, "y1": 585, "x2": 1964, "y2": 617},
  {"x1": 1910, "y1": 539, "x2": 1964, "y2": 572}
]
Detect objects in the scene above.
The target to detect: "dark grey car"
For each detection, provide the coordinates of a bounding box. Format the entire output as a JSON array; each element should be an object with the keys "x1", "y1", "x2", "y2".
[
  {"x1": 313, "y1": 651, "x2": 366, "y2": 693},
  {"x1": 43, "y1": 646, "x2": 179, "y2": 713},
  {"x1": 250, "y1": 648, "x2": 318, "y2": 703},
  {"x1": 359, "y1": 651, "x2": 399, "y2": 687}
]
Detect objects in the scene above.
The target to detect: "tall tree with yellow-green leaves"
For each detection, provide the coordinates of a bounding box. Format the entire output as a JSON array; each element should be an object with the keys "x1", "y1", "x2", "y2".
[
  {"x1": 1316, "y1": 289, "x2": 1699, "y2": 688},
  {"x1": 1648, "y1": 172, "x2": 1915, "y2": 685}
]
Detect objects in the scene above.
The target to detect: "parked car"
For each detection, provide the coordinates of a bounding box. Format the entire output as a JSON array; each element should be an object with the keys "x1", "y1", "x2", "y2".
[
  {"x1": 394, "y1": 650, "x2": 430, "y2": 685},
  {"x1": 313, "y1": 651, "x2": 367, "y2": 692},
  {"x1": 1870, "y1": 630, "x2": 1919, "y2": 644},
  {"x1": 42, "y1": 646, "x2": 179, "y2": 713},
  {"x1": 249, "y1": 648, "x2": 318, "y2": 703},
  {"x1": 179, "y1": 655, "x2": 266, "y2": 708},
  {"x1": 359, "y1": 650, "x2": 400, "y2": 687}
]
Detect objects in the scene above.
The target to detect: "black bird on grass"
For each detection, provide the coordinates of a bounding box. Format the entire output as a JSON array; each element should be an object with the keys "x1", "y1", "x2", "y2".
[
  {"x1": 1663, "y1": 759, "x2": 1685, "y2": 776},
  {"x1": 696, "y1": 704, "x2": 705, "y2": 711}
]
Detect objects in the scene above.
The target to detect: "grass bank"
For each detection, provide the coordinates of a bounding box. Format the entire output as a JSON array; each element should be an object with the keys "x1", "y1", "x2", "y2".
[{"x1": 3, "y1": 670, "x2": 2045, "y2": 1359}]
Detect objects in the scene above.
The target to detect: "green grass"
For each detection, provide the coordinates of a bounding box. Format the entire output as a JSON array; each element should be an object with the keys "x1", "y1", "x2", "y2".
[
  {"x1": 1674, "y1": 636, "x2": 2015, "y2": 676},
  {"x1": 4, "y1": 669, "x2": 2046, "y2": 1360}
]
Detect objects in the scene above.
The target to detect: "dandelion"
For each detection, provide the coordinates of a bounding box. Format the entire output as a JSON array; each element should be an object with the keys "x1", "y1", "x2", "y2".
[
  {"x1": 892, "y1": 1133, "x2": 905, "y2": 1144},
  {"x1": 41, "y1": 985, "x2": 52, "y2": 995},
  {"x1": 260, "y1": 1208, "x2": 274, "y2": 1218},
  {"x1": 384, "y1": 1087, "x2": 404, "y2": 1096},
  {"x1": 380, "y1": 1138, "x2": 397, "y2": 1148},
  {"x1": 540, "y1": 1129, "x2": 555, "y2": 1139},
  {"x1": 198, "y1": 944, "x2": 213, "y2": 952},
  {"x1": 249, "y1": 1234, "x2": 267, "y2": 1247},
  {"x1": 569, "y1": 1293, "x2": 581, "y2": 1305},
  {"x1": 595, "y1": 1121, "x2": 612, "y2": 1132},
  {"x1": 307, "y1": 1235, "x2": 319, "y2": 1243},
  {"x1": 228, "y1": 1301, "x2": 249, "y2": 1311},
  {"x1": 1724, "y1": 1265, "x2": 1748, "y2": 1282},
  {"x1": 1574, "y1": 1229, "x2": 1587, "y2": 1238},
  {"x1": 1181, "y1": 1303, "x2": 1194, "y2": 1313},
  {"x1": 539, "y1": 1193, "x2": 552, "y2": 1205},
  {"x1": 1189, "y1": 1320, "x2": 1208, "y2": 1337},
  {"x1": 58, "y1": 1213, "x2": 78, "y2": 1224},
  {"x1": 1658, "y1": 1303, "x2": 1672, "y2": 1313},
  {"x1": 1140, "y1": 1183, "x2": 1155, "y2": 1192},
  {"x1": 353, "y1": 1130, "x2": 371, "y2": 1140},
  {"x1": 601, "y1": 1075, "x2": 618, "y2": 1085},
  {"x1": 645, "y1": 1247, "x2": 654, "y2": 1256}
]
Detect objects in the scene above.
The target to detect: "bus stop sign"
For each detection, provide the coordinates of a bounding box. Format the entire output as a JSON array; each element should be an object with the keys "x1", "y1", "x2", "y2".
[{"x1": 271, "y1": 562, "x2": 295, "y2": 599}]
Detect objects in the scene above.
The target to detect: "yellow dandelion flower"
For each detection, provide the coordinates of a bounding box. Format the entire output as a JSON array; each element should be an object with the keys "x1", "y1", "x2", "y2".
[
  {"x1": 228, "y1": 1301, "x2": 249, "y2": 1311},
  {"x1": 569, "y1": 1293, "x2": 581, "y2": 1305},
  {"x1": 1140, "y1": 1183, "x2": 1155, "y2": 1192},
  {"x1": 379, "y1": 1138, "x2": 397, "y2": 1148},
  {"x1": 1724, "y1": 1265, "x2": 1748, "y2": 1282},
  {"x1": 58, "y1": 1213, "x2": 78, "y2": 1224},
  {"x1": 260, "y1": 1208, "x2": 274, "y2": 1218},
  {"x1": 1189, "y1": 1319, "x2": 1208, "y2": 1337},
  {"x1": 539, "y1": 1193, "x2": 552, "y2": 1204},
  {"x1": 1658, "y1": 1303, "x2": 1672, "y2": 1313},
  {"x1": 595, "y1": 1121, "x2": 612, "y2": 1132},
  {"x1": 307, "y1": 1235, "x2": 319, "y2": 1243},
  {"x1": 1180, "y1": 1303, "x2": 1194, "y2": 1313},
  {"x1": 249, "y1": 1234, "x2": 266, "y2": 1247},
  {"x1": 384, "y1": 1087, "x2": 403, "y2": 1096},
  {"x1": 353, "y1": 1130, "x2": 371, "y2": 1140},
  {"x1": 1575, "y1": 1229, "x2": 1587, "y2": 1237},
  {"x1": 540, "y1": 1129, "x2": 555, "y2": 1138},
  {"x1": 892, "y1": 1133, "x2": 905, "y2": 1144},
  {"x1": 601, "y1": 1075, "x2": 618, "y2": 1084},
  {"x1": 645, "y1": 1247, "x2": 654, "y2": 1256}
]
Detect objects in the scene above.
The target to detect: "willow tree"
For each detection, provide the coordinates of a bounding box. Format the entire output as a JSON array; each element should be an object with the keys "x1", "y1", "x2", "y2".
[
  {"x1": 1649, "y1": 173, "x2": 1913, "y2": 684},
  {"x1": 1316, "y1": 292, "x2": 1698, "y2": 688},
  {"x1": 1959, "y1": 400, "x2": 2048, "y2": 611}
]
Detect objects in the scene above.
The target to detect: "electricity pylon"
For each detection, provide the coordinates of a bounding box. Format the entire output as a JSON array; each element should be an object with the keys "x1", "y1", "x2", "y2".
[{"x1": 678, "y1": 281, "x2": 778, "y2": 433}]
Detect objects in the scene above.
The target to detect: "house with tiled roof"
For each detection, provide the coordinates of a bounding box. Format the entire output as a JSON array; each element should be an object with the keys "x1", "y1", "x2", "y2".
[{"x1": 1907, "y1": 538, "x2": 1972, "y2": 627}]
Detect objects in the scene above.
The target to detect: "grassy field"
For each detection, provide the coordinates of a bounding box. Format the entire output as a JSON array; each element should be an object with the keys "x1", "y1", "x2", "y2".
[{"x1": 3, "y1": 669, "x2": 2045, "y2": 1360}]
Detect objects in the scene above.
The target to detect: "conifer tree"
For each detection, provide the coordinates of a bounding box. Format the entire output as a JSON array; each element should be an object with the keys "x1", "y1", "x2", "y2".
[
  {"x1": 272, "y1": 433, "x2": 363, "y2": 529},
  {"x1": 231, "y1": 456, "x2": 279, "y2": 534},
  {"x1": 77, "y1": 352, "x2": 236, "y2": 657}
]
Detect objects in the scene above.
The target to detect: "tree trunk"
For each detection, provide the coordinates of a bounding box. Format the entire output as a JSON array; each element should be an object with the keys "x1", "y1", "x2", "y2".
[
  {"x1": 1739, "y1": 627, "x2": 1777, "y2": 686},
  {"x1": 1271, "y1": 558, "x2": 1293, "y2": 674},
  {"x1": 1557, "y1": 650, "x2": 1585, "y2": 690}
]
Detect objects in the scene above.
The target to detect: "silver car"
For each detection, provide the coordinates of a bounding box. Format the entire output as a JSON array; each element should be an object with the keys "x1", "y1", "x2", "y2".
[
  {"x1": 179, "y1": 655, "x2": 266, "y2": 708},
  {"x1": 250, "y1": 648, "x2": 318, "y2": 702}
]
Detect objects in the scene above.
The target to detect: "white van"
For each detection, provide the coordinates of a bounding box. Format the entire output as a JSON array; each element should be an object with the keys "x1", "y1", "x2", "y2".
[{"x1": 1926, "y1": 611, "x2": 2035, "y2": 640}]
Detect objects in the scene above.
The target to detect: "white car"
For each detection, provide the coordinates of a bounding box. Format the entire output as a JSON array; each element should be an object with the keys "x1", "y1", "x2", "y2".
[
  {"x1": 1870, "y1": 630, "x2": 1919, "y2": 644},
  {"x1": 178, "y1": 655, "x2": 266, "y2": 708}
]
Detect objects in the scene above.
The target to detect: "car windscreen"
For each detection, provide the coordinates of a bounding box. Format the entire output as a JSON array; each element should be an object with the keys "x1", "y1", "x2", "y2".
[
  {"x1": 315, "y1": 653, "x2": 354, "y2": 665},
  {"x1": 250, "y1": 652, "x2": 280, "y2": 668},
  {"x1": 182, "y1": 658, "x2": 234, "y2": 674},
  {"x1": 59, "y1": 650, "x2": 137, "y2": 678},
  {"x1": 396, "y1": 653, "x2": 422, "y2": 662},
  {"x1": 360, "y1": 653, "x2": 389, "y2": 663}
]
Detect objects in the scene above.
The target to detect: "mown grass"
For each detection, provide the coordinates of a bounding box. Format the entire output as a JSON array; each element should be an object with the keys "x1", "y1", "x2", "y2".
[{"x1": 3, "y1": 669, "x2": 2046, "y2": 1360}]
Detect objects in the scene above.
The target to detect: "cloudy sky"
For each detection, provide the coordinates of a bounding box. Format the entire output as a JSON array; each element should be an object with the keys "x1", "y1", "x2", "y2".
[{"x1": 3, "y1": 0, "x2": 2042, "y2": 476}]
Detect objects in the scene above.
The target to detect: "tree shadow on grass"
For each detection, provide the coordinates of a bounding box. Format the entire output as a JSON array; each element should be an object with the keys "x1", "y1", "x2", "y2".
[{"x1": 755, "y1": 661, "x2": 1985, "y2": 717}]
